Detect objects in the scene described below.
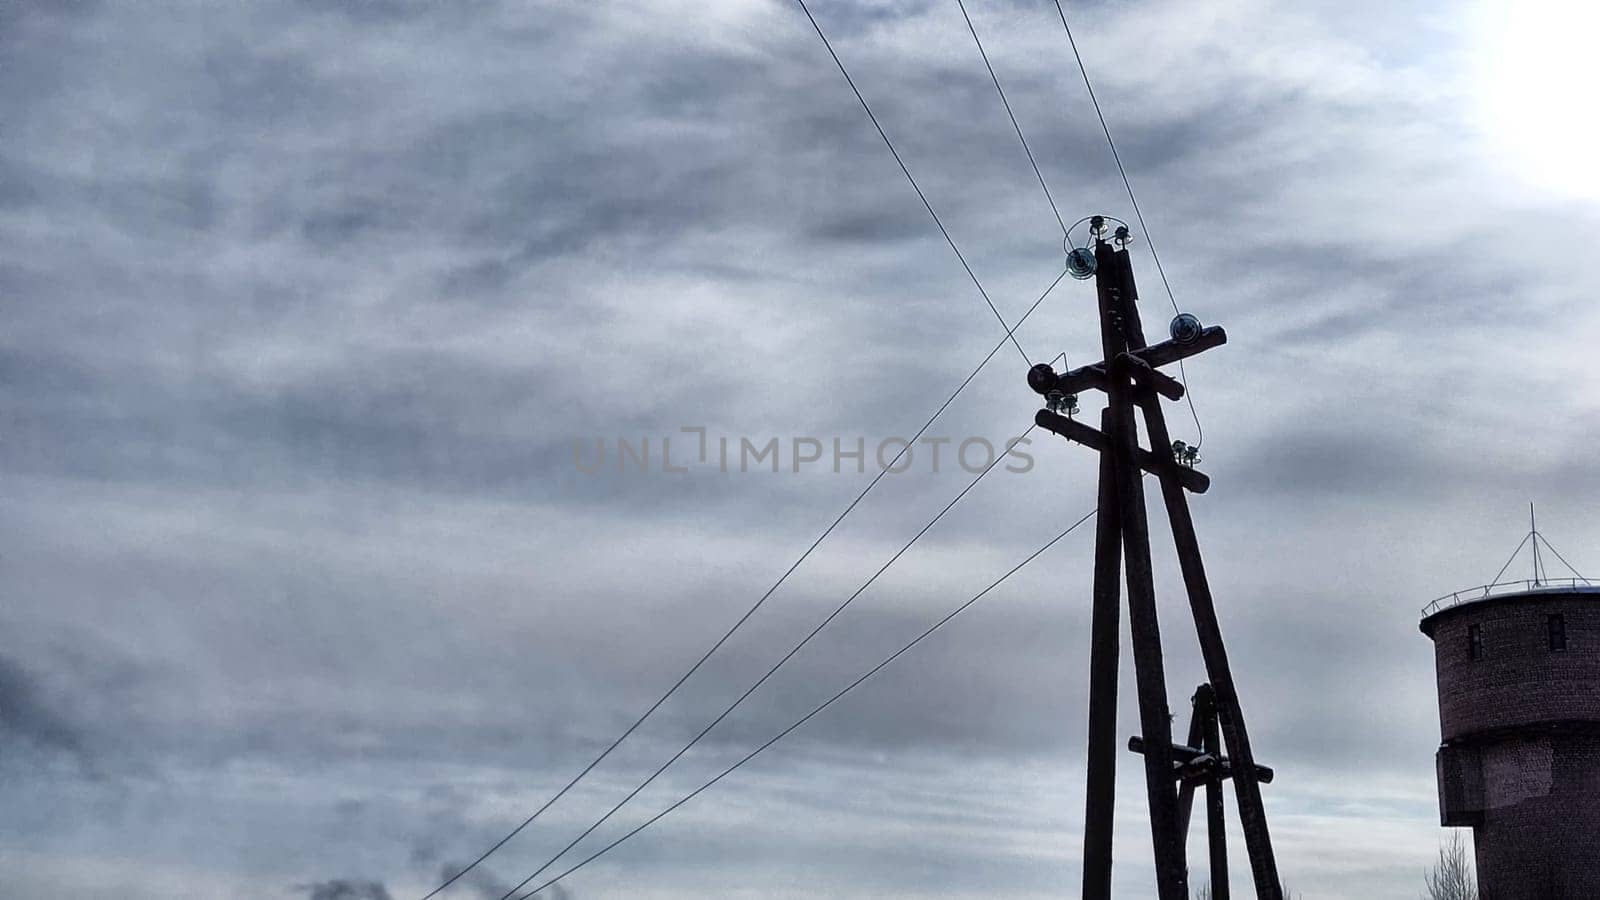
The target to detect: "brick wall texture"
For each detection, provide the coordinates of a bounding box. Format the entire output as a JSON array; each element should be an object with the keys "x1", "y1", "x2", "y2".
[{"x1": 1423, "y1": 591, "x2": 1600, "y2": 900}]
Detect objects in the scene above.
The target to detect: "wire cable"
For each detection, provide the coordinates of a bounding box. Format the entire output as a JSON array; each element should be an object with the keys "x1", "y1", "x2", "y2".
[
  {"x1": 1050, "y1": 0, "x2": 1206, "y2": 448},
  {"x1": 510, "y1": 508, "x2": 1099, "y2": 899},
  {"x1": 1176, "y1": 359, "x2": 1203, "y2": 449},
  {"x1": 955, "y1": 0, "x2": 1067, "y2": 235},
  {"x1": 1537, "y1": 533, "x2": 1591, "y2": 583},
  {"x1": 498, "y1": 424, "x2": 1041, "y2": 900},
  {"x1": 1488, "y1": 531, "x2": 1532, "y2": 587},
  {"x1": 797, "y1": 0, "x2": 1032, "y2": 367},
  {"x1": 1050, "y1": 0, "x2": 1177, "y2": 318},
  {"x1": 419, "y1": 268, "x2": 1067, "y2": 899}
]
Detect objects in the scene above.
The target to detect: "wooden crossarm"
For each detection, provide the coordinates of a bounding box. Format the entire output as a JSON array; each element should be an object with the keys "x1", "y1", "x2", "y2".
[
  {"x1": 1042, "y1": 361, "x2": 1182, "y2": 402},
  {"x1": 1041, "y1": 326, "x2": 1227, "y2": 399},
  {"x1": 1140, "y1": 325, "x2": 1227, "y2": 368},
  {"x1": 1128, "y1": 736, "x2": 1276, "y2": 784},
  {"x1": 1034, "y1": 410, "x2": 1211, "y2": 495},
  {"x1": 1114, "y1": 353, "x2": 1181, "y2": 394},
  {"x1": 1054, "y1": 362, "x2": 1185, "y2": 402}
]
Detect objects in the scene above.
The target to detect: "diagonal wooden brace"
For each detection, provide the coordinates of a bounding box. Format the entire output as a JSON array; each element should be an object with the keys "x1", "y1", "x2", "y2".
[
  {"x1": 1054, "y1": 361, "x2": 1184, "y2": 402},
  {"x1": 1139, "y1": 325, "x2": 1227, "y2": 368},
  {"x1": 1034, "y1": 410, "x2": 1211, "y2": 495},
  {"x1": 1115, "y1": 353, "x2": 1184, "y2": 400}
]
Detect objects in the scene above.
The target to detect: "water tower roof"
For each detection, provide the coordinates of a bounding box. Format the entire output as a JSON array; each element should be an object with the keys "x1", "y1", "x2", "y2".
[
  {"x1": 1420, "y1": 581, "x2": 1600, "y2": 636},
  {"x1": 1421, "y1": 505, "x2": 1594, "y2": 637}
]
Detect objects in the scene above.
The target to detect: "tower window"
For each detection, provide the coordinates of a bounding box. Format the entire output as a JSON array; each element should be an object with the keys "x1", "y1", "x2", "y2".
[
  {"x1": 1548, "y1": 614, "x2": 1566, "y2": 652},
  {"x1": 1468, "y1": 624, "x2": 1483, "y2": 660}
]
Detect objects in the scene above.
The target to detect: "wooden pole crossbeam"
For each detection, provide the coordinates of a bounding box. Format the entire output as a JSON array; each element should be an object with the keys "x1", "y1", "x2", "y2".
[
  {"x1": 1032, "y1": 361, "x2": 1186, "y2": 402},
  {"x1": 1115, "y1": 354, "x2": 1186, "y2": 401},
  {"x1": 1126, "y1": 737, "x2": 1275, "y2": 784},
  {"x1": 1034, "y1": 239, "x2": 1281, "y2": 900},
  {"x1": 1027, "y1": 327, "x2": 1226, "y2": 399},
  {"x1": 1033, "y1": 410, "x2": 1210, "y2": 495}
]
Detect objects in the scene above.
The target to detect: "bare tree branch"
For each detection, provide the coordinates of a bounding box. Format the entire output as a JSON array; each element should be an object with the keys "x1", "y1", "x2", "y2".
[{"x1": 1423, "y1": 832, "x2": 1477, "y2": 900}]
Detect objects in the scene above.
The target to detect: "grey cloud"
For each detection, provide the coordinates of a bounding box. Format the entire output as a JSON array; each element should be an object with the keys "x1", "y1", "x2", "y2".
[
  {"x1": 0, "y1": 653, "x2": 86, "y2": 757},
  {"x1": 434, "y1": 861, "x2": 578, "y2": 900},
  {"x1": 297, "y1": 880, "x2": 393, "y2": 900},
  {"x1": 4, "y1": 0, "x2": 1599, "y2": 897},
  {"x1": 1222, "y1": 425, "x2": 1451, "y2": 499}
]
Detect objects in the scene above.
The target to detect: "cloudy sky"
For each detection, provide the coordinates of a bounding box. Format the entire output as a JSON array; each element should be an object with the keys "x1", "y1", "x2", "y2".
[{"x1": 4, "y1": 0, "x2": 1600, "y2": 897}]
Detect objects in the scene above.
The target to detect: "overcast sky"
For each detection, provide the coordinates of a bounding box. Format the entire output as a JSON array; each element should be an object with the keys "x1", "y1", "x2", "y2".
[{"x1": 4, "y1": 1, "x2": 1600, "y2": 898}]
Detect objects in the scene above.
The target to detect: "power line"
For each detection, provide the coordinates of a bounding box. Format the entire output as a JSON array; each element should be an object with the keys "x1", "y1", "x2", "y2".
[
  {"x1": 1050, "y1": 0, "x2": 1177, "y2": 318},
  {"x1": 955, "y1": 0, "x2": 1067, "y2": 235},
  {"x1": 1177, "y1": 359, "x2": 1203, "y2": 449},
  {"x1": 1050, "y1": 0, "x2": 1206, "y2": 449},
  {"x1": 511, "y1": 508, "x2": 1099, "y2": 899},
  {"x1": 420, "y1": 269, "x2": 1067, "y2": 899},
  {"x1": 796, "y1": 0, "x2": 1032, "y2": 367},
  {"x1": 498, "y1": 424, "x2": 1041, "y2": 900},
  {"x1": 429, "y1": 3, "x2": 1082, "y2": 891}
]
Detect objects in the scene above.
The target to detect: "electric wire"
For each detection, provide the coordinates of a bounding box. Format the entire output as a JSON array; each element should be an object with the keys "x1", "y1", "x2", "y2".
[
  {"x1": 1050, "y1": 0, "x2": 1206, "y2": 449},
  {"x1": 796, "y1": 0, "x2": 1032, "y2": 367},
  {"x1": 1177, "y1": 360, "x2": 1203, "y2": 449},
  {"x1": 1050, "y1": 0, "x2": 1178, "y2": 318},
  {"x1": 498, "y1": 423, "x2": 1041, "y2": 900},
  {"x1": 955, "y1": 0, "x2": 1068, "y2": 235},
  {"x1": 425, "y1": 4, "x2": 1086, "y2": 892},
  {"x1": 420, "y1": 268, "x2": 1067, "y2": 899},
  {"x1": 510, "y1": 508, "x2": 1100, "y2": 899}
]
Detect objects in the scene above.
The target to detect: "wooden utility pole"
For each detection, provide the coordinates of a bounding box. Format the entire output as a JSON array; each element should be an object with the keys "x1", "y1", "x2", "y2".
[{"x1": 1027, "y1": 232, "x2": 1282, "y2": 899}]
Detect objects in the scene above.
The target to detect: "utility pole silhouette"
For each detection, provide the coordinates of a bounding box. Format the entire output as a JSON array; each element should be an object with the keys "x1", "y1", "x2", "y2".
[{"x1": 1026, "y1": 223, "x2": 1282, "y2": 900}]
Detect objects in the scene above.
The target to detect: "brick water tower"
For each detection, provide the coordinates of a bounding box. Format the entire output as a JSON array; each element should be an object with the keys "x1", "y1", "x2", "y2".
[{"x1": 1420, "y1": 509, "x2": 1599, "y2": 899}]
